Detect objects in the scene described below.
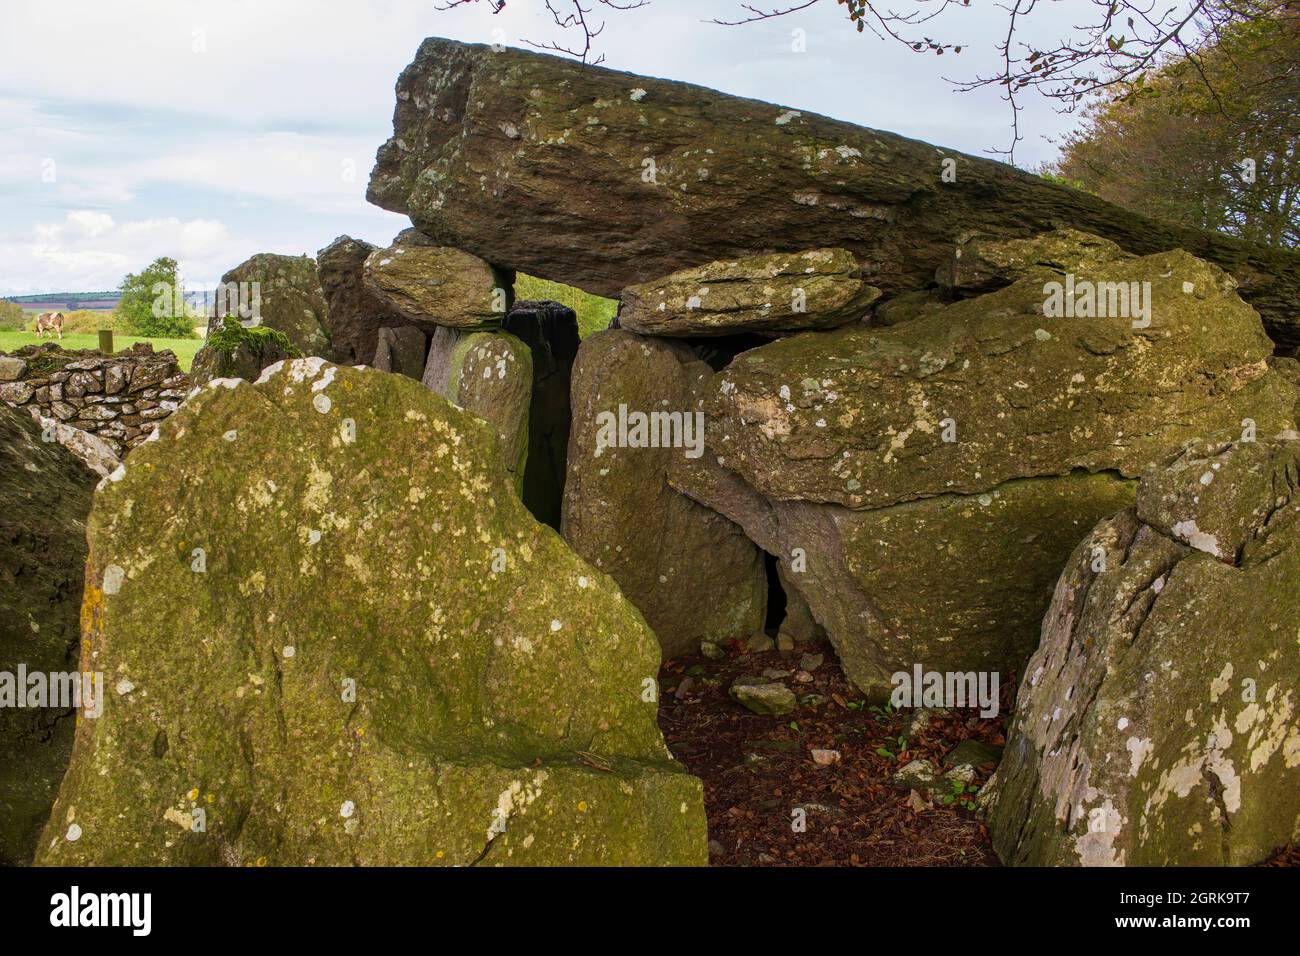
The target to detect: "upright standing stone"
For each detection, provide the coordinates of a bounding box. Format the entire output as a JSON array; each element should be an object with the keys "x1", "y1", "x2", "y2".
[
  {"x1": 37, "y1": 360, "x2": 706, "y2": 866},
  {"x1": 317, "y1": 235, "x2": 412, "y2": 365},
  {"x1": 504, "y1": 300, "x2": 580, "y2": 529},
  {"x1": 563, "y1": 330, "x2": 766, "y2": 658},
  {"x1": 372, "y1": 326, "x2": 428, "y2": 380}
]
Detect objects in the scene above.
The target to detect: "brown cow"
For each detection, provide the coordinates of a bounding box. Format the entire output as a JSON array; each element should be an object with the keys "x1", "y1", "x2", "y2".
[{"x1": 35, "y1": 311, "x2": 64, "y2": 339}]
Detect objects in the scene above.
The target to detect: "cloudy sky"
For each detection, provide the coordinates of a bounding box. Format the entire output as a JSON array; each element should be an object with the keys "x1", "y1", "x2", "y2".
[{"x1": 0, "y1": 0, "x2": 1089, "y2": 296}]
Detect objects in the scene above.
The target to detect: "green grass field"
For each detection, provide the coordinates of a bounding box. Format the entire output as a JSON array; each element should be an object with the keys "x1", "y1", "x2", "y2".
[
  {"x1": 515, "y1": 274, "x2": 618, "y2": 339},
  {"x1": 0, "y1": 331, "x2": 203, "y2": 372}
]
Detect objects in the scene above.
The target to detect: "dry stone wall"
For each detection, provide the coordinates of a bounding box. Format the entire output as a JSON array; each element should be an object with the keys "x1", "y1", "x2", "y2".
[{"x1": 0, "y1": 343, "x2": 188, "y2": 457}]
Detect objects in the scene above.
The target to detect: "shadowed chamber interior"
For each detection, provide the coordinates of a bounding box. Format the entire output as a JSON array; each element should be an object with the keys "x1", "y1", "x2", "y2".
[
  {"x1": 762, "y1": 551, "x2": 787, "y2": 634},
  {"x1": 504, "y1": 299, "x2": 581, "y2": 530}
]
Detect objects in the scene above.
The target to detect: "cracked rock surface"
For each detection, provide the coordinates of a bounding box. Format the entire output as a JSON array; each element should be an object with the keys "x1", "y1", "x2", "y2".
[{"x1": 983, "y1": 437, "x2": 1300, "y2": 866}]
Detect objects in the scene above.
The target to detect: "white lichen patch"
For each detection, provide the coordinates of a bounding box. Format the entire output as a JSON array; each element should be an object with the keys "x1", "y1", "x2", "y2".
[{"x1": 1171, "y1": 519, "x2": 1222, "y2": 558}]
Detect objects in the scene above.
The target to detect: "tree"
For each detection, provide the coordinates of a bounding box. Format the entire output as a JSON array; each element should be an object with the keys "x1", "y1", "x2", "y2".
[
  {"x1": 0, "y1": 299, "x2": 25, "y2": 331},
  {"x1": 1048, "y1": 5, "x2": 1298, "y2": 247},
  {"x1": 114, "y1": 257, "x2": 197, "y2": 338},
  {"x1": 435, "y1": 0, "x2": 1300, "y2": 160}
]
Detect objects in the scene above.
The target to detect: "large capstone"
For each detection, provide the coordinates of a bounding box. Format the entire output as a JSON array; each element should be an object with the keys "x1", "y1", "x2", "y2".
[
  {"x1": 618, "y1": 248, "x2": 880, "y2": 337},
  {"x1": 669, "y1": 247, "x2": 1298, "y2": 696},
  {"x1": 36, "y1": 359, "x2": 706, "y2": 866},
  {"x1": 562, "y1": 330, "x2": 766, "y2": 659},
  {"x1": 368, "y1": 39, "x2": 1300, "y2": 348},
  {"x1": 983, "y1": 437, "x2": 1300, "y2": 866},
  {"x1": 0, "y1": 404, "x2": 95, "y2": 866}
]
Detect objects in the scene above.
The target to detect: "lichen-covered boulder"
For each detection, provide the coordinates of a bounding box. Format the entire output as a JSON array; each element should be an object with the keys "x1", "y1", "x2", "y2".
[
  {"x1": 217, "y1": 253, "x2": 332, "y2": 358},
  {"x1": 936, "y1": 228, "x2": 1129, "y2": 294},
  {"x1": 316, "y1": 235, "x2": 412, "y2": 365},
  {"x1": 0, "y1": 404, "x2": 94, "y2": 866},
  {"x1": 363, "y1": 244, "x2": 512, "y2": 330},
  {"x1": 35, "y1": 359, "x2": 706, "y2": 866},
  {"x1": 618, "y1": 248, "x2": 880, "y2": 337},
  {"x1": 563, "y1": 331, "x2": 766, "y2": 658},
  {"x1": 704, "y1": 250, "x2": 1293, "y2": 509},
  {"x1": 442, "y1": 331, "x2": 533, "y2": 491},
  {"x1": 671, "y1": 456, "x2": 1135, "y2": 693},
  {"x1": 668, "y1": 248, "x2": 1298, "y2": 696},
  {"x1": 984, "y1": 437, "x2": 1300, "y2": 866},
  {"x1": 189, "y1": 318, "x2": 299, "y2": 387}
]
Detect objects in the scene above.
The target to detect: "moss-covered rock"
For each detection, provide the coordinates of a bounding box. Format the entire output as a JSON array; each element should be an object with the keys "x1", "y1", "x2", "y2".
[
  {"x1": 706, "y1": 250, "x2": 1293, "y2": 509},
  {"x1": 936, "y1": 228, "x2": 1130, "y2": 294},
  {"x1": 216, "y1": 253, "x2": 332, "y2": 358},
  {"x1": 363, "y1": 244, "x2": 512, "y2": 330},
  {"x1": 619, "y1": 248, "x2": 880, "y2": 337},
  {"x1": 0, "y1": 405, "x2": 94, "y2": 865},
  {"x1": 35, "y1": 359, "x2": 705, "y2": 866},
  {"x1": 668, "y1": 248, "x2": 1298, "y2": 696},
  {"x1": 190, "y1": 318, "x2": 300, "y2": 387},
  {"x1": 563, "y1": 331, "x2": 766, "y2": 658},
  {"x1": 984, "y1": 437, "x2": 1300, "y2": 866}
]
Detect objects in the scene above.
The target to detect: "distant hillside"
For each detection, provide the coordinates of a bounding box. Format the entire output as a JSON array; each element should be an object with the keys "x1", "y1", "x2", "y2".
[
  {"x1": 5, "y1": 290, "x2": 217, "y2": 314},
  {"x1": 7, "y1": 292, "x2": 120, "y2": 312}
]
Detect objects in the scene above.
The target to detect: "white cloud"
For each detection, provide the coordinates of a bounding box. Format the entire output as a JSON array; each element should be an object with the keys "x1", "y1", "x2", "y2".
[
  {"x1": 0, "y1": 211, "x2": 253, "y2": 295},
  {"x1": 126, "y1": 132, "x2": 383, "y2": 215}
]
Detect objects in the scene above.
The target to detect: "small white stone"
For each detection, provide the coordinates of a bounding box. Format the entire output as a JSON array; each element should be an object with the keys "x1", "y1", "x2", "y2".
[{"x1": 340, "y1": 800, "x2": 356, "y2": 819}]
